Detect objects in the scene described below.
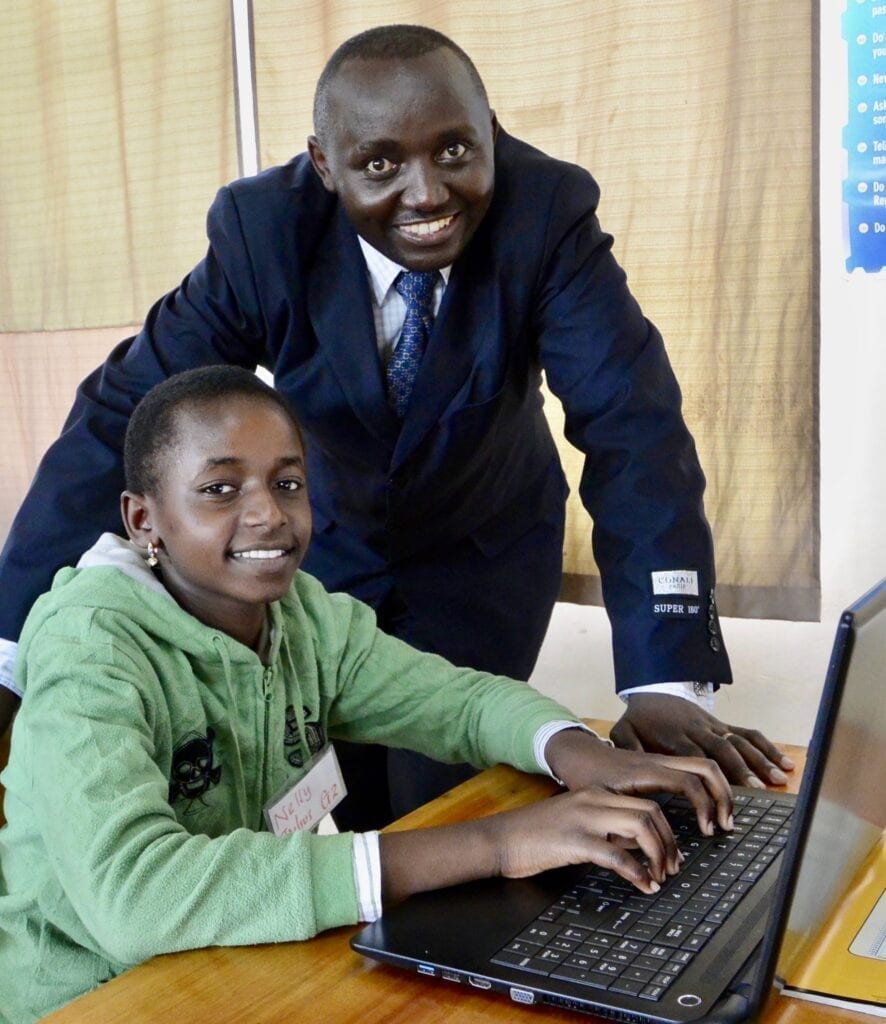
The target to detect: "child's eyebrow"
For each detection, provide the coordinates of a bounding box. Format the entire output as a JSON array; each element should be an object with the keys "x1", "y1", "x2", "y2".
[{"x1": 199, "y1": 454, "x2": 305, "y2": 471}]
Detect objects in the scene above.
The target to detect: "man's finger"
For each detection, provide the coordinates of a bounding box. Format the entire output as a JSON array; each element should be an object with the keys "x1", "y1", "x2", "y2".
[
  {"x1": 724, "y1": 732, "x2": 790, "y2": 786},
  {"x1": 729, "y1": 726, "x2": 796, "y2": 774},
  {"x1": 695, "y1": 732, "x2": 769, "y2": 788}
]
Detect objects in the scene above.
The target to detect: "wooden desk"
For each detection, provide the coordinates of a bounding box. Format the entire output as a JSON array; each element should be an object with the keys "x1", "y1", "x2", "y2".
[{"x1": 44, "y1": 723, "x2": 864, "y2": 1024}]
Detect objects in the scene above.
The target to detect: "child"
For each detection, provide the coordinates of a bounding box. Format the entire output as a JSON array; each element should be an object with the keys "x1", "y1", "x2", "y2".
[{"x1": 0, "y1": 367, "x2": 732, "y2": 1022}]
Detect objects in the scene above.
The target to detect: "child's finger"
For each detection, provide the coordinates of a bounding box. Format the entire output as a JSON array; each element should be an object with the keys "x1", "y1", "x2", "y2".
[
  {"x1": 574, "y1": 791, "x2": 678, "y2": 884},
  {"x1": 649, "y1": 755, "x2": 734, "y2": 833}
]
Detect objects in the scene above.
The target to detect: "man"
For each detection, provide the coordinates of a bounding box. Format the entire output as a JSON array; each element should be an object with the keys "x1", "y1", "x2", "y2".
[{"x1": 0, "y1": 25, "x2": 792, "y2": 828}]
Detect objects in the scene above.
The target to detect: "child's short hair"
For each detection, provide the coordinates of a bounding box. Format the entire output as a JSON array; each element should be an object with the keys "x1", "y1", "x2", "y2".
[{"x1": 124, "y1": 365, "x2": 302, "y2": 496}]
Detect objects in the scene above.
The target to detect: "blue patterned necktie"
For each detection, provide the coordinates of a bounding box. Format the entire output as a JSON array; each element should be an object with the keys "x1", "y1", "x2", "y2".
[{"x1": 386, "y1": 270, "x2": 439, "y2": 418}]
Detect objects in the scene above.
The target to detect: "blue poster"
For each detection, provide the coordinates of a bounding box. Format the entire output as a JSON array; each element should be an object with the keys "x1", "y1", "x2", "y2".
[{"x1": 844, "y1": 1, "x2": 886, "y2": 271}]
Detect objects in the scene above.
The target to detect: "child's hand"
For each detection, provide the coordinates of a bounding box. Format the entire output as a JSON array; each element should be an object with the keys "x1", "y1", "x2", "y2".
[
  {"x1": 544, "y1": 728, "x2": 734, "y2": 837},
  {"x1": 379, "y1": 732, "x2": 734, "y2": 905},
  {"x1": 481, "y1": 785, "x2": 683, "y2": 893}
]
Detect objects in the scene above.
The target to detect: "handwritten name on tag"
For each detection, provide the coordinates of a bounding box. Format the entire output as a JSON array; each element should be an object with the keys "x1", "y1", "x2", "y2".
[{"x1": 264, "y1": 745, "x2": 346, "y2": 836}]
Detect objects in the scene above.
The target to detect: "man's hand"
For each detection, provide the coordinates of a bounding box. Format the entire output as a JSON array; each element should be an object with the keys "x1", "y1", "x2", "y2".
[{"x1": 610, "y1": 693, "x2": 795, "y2": 788}]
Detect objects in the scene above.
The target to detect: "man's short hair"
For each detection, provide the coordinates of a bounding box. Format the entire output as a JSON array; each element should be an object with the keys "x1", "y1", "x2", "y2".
[
  {"x1": 124, "y1": 365, "x2": 302, "y2": 496},
  {"x1": 313, "y1": 24, "x2": 489, "y2": 142}
]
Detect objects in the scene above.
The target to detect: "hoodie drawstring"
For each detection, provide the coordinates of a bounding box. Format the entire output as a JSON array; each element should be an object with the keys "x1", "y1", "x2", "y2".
[{"x1": 212, "y1": 634, "x2": 250, "y2": 829}]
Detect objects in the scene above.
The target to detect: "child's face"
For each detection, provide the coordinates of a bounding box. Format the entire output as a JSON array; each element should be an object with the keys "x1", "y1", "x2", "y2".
[{"x1": 141, "y1": 396, "x2": 311, "y2": 646}]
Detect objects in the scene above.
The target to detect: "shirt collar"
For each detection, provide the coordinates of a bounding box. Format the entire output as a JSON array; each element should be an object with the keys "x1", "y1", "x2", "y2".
[{"x1": 357, "y1": 235, "x2": 451, "y2": 307}]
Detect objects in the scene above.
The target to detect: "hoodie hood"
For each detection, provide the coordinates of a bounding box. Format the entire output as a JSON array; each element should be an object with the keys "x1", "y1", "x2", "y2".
[{"x1": 15, "y1": 533, "x2": 280, "y2": 691}]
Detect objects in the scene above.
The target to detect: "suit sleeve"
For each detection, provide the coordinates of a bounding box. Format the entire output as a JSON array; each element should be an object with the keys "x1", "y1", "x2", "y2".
[
  {"x1": 532, "y1": 169, "x2": 732, "y2": 690},
  {"x1": 0, "y1": 187, "x2": 268, "y2": 644}
]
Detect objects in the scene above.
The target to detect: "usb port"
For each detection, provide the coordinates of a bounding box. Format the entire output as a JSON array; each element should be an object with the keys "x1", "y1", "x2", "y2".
[
  {"x1": 441, "y1": 970, "x2": 461, "y2": 983},
  {"x1": 468, "y1": 976, "x2": 492, "y2": 990},
  {"x1": 417, "y1": 964, "x2": 436, "y2": 976}
]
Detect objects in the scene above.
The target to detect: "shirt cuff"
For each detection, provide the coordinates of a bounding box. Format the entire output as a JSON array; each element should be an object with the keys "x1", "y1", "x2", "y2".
[
  {"x1": 619, "y1": 681, "x2": 716, "y2": 713},
  {"x1": 352, "y1": 831, "x2": 383, "y2": 922},
  {"x1": 533, "y1": 720, "x2": 614, "y2": 785},
  {"x1": 0, "y1": 638, "x2": 21, "y2": 698}
]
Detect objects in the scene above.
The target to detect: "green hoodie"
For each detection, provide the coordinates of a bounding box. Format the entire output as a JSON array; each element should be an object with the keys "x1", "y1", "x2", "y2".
[{"x1": 0, "y1": 535, "x2": 580, "y2": 1022}]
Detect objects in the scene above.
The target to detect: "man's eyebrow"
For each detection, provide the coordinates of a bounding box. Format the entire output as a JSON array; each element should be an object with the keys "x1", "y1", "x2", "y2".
[
  {"x1": 353, "y1": 125, "x2": 479, "y2": 154},
  {"x1": 354, "y1": 137, "x2": 399, "y2": 154}
]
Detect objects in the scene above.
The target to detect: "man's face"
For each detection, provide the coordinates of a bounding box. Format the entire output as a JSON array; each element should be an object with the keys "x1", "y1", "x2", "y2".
[{"x1": 308, "y1": 48, "x2": 496, "y2": 271}]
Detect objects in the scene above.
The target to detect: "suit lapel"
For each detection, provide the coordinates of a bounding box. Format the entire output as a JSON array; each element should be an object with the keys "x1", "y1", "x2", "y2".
[{"x1": 307, "y1": 208, "x2": 400, "y2": 448}]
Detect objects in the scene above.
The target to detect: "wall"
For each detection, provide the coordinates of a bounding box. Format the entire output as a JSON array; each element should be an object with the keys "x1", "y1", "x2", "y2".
[{"x1": 530, "y1": 0, "x2": 886, "y2": 746}]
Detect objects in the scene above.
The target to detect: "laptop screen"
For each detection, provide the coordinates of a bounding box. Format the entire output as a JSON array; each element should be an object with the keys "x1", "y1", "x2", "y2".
[{"x1": 775, "y1": 580, "x2": 886, "y2": 982}]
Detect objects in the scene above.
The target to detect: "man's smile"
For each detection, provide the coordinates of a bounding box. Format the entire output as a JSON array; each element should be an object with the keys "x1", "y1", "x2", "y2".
[{"x1": 397, "y1": 214, "x2": 457, "y2": 239}]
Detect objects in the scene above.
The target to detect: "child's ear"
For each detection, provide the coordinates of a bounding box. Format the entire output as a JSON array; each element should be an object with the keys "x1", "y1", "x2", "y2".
[{"x1": 121, "y1": 491, "x2": 155, "y2": 549}]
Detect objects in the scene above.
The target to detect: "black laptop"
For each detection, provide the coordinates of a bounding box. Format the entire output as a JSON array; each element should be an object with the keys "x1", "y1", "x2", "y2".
[{"x1": 352, "y1": 578, "x2": 886, "y2": 1022}]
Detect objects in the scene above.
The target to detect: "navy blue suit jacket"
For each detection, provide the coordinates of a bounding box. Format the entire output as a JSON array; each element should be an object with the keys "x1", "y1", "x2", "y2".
[{"x1": 0, "y1": 129, "x2": 731, "y2": 689}]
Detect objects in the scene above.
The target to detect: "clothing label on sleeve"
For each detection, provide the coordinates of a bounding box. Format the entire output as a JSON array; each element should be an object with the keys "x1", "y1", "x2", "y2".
[
  {"x1": 263, "y1": 744, "x2": 346, "y2": 836},
  {"x1": 652, "y1": 600, "x2": 702, "y2": 619},
  {"x1": 650, "y1": 569, "x2": 699, "y2": 596}
]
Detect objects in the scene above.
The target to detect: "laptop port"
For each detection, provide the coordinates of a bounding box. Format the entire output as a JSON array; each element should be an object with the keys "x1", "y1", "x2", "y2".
[
  {"x1": 468, "y1": 976, "x2": 492, "y2": 990},
  {"x1": 417, "y1": 964, "x2": 436, "y2": 976},
  {"x1": 510, "y1": 987, "x2": 535, "y2": 1005}
]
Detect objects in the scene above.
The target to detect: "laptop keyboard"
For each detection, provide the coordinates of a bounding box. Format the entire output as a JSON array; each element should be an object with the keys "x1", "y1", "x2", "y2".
[{"x1": 490, "y1": 792, "x2": 794, "y2": 1002}]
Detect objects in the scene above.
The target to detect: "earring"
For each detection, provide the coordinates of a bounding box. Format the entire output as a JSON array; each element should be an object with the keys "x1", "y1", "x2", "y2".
[{"x1": 146, "y1": 541, "x2": 159, "y2": 568}]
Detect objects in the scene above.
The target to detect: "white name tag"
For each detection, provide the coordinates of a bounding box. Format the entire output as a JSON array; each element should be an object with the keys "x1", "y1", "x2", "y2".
[
  {"x1": 263, "y1": 744, "x2": 346, "y2": 836},
  {"x1": 651, "y1": 569, "x2": 699, "y2": 596}
]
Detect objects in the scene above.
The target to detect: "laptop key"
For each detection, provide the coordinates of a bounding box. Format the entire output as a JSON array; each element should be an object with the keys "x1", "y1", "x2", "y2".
[
  {"x1": 645, "y1": 945, "x2": 672, "y2": 961},
  {"x1": 550, "y1": 965, "x2": 610, "y2": 990},
  {"x1": 523, "y1": 957, "x2": 556, "y2": 975},
  {"x1": 602, "y1": 950, "x2": 635, "y2": 966},
  {"x1": 568, "y1": 899, "x2": 621, "y2": 930},
  {"x1": 633, "y1": 955, "x2": 666, "y2": 972},
  {"x1": 599, "y1": 910, "x2": 642, "y2": 935},
  {"x1": 609, "y1": 978, "x2": 645, "y2": 996},
  {"x1": 516, "y1": 924, "x2": 557, "y2": 944},
  {"x1": 576, "y1": 942, "x2": 613, "y2": 959},
  {"x1": 536, "y1": 947, "x2": 567, "y2": 964},
  {"x1": 503, "y1": 939, "x2": 542, "y2": 956},
  {"x1": 614, "y1": 938, "x2": 646, "y2": 955},
  {"x1": 639, "y1": 983, "x2": 668, "y2": 1001},
  {"x1": 595, "y1": 961, "x2": 622, "y2": 976},
  {"x1": 491, "y1": 950, "x2": 533, "y2": 969},
  {"x1": 565, "y1": 954, "x2": 598, "y2": 971},
  {"x1": 623, "y1": 966, "x2": 655, "y2": 984},
  {"x1": 658, "y1": 959, "x2": 687, "y2": 976},
  {"x1": 655, "y1": 922, "x2": 691, "y2": 947},
  {"x1": 549, "y1": 936, "x2": 579, "y2": 952}
]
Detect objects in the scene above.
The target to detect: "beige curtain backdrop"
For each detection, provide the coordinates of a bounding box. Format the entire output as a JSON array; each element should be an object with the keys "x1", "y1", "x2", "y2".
[
  {"x1": 0, "y1": 0, "x2": 238, "y2": 543},
  {"x1": 0, "y1": 1, "x2": 818, "y2": 622}
]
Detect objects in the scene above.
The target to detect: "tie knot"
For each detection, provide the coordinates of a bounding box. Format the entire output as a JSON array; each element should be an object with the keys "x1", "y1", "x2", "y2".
[{"x1": 395, "y1": 270, "x2": 438, "y2": 313}]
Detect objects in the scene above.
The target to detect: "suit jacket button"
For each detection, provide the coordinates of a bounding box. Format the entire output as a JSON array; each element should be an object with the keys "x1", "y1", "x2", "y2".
[{"x1": 709, "y1": 636, "x2": 721, "y2": 652}]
